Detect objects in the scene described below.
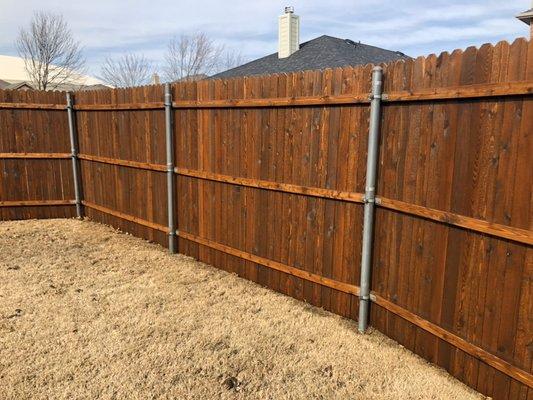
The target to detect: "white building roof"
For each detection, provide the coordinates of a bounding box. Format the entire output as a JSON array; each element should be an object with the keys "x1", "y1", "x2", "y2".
[{"x1": 0, "y1": 54, "x2": 104, "y2": 86}]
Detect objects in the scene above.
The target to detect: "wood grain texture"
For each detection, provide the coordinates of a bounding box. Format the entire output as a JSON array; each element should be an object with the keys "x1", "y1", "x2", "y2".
[
  {"x1": 0, "y1": 89, "x2": 73, "y2": 220},
  {"x1": 372, "y1": 38, "x2": 532, "y2": 398},
  {"x1": 178, "y1": 230, "x2": 361, "y2": 296},
  {"x1": 0, "y1": 200, "x2": 75, "y2": 207},
  {"x1": 376, "y1": 196, "x2": 533, "y2": 245},
  {"x1": 0, "y1": 102, "x2": 65, "y2": 110},
  {"x1": 79, "y1": 153, "x2": 166, "y2": 172},
  {"x1": 73, "y1": 85, "x2": 168, "y2": 246},
  {"x1": 82, "y1": 200, "x2": 168, "y2": 232},
  {"x1": 0, "y1": 153, "x2": 71, "y2": 159},
  {"x1": 175, "y1": 167, "x2": 365, "y2": 203},
  {"x1": 384, "y1": 80, "x2": 533, "y2": 102},
  {"x1": 172, "y1": 93, "x2": 371, "y2": 108},
  {"x1": 74, "y1": 102, "x2": 164, "y2": 110}
]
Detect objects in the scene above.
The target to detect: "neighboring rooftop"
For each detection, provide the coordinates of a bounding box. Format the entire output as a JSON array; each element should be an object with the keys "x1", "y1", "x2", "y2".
[
  {"x1": 516, "y1": 8, "x2": 533, "y2": 24},
  {"x1": 2, "y1": 81, "x2": 34, "y2": 90},
  {"x1": 0, "y1": 54, "x2": 106, "y2": 90},
  {"x1": 213, "y1": 35, "x2": 408, "y2": 79}
]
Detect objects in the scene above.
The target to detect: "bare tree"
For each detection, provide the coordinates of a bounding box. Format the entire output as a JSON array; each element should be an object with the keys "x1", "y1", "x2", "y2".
[
  {"x1": 99, "y1": 54, "x2": 153, "y2": 88},
  {"x1": 220, "y1": 49, "x2": 246, "y2": 71},
  {"x1": 164, "y1": 33, "x2": 224, "y2": 82},
  {"x1": 15, "y1": 11, "x2": 85, "y2": 90}
]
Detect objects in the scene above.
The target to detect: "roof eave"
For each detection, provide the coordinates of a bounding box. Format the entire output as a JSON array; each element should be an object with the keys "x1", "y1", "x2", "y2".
[{"x1": 516, "y1": 9, "x2": 533, "y2": 25}]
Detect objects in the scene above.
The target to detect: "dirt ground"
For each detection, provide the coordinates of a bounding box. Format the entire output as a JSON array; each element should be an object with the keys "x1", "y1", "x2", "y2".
[{"x1": 0, "y1": 219, "x2": 484, "y2": 400}]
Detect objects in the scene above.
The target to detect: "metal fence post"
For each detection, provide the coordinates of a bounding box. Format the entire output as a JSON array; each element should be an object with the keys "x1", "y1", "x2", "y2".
[
  {"x1": 358, "y1": 66, "x2": 383, "y2": 333},
  {"x1": 165, "y1": 83, "x2": 176, "y2": 253},
  {"x1": 66, "y1": 92, "x2": 83, "y2": 218}
]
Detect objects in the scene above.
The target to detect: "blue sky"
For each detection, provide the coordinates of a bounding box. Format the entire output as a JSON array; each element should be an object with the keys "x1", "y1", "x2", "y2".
[{"x1": 0, "y1": 0, "x2": 530, "y2": 76}]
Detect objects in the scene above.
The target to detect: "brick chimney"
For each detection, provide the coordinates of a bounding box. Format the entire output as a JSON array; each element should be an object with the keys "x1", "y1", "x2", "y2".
[
  {"x1": 516, "y1": 1, "x2": 533, "y2": 39},
  {"x1": 278, "y1": 6, "x2": 300, "y2": 58}
]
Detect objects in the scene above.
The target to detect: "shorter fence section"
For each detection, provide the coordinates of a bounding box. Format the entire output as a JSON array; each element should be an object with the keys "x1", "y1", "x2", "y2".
[{"x1": 0, "y1": 89, "x2": 77, "y2": 220}]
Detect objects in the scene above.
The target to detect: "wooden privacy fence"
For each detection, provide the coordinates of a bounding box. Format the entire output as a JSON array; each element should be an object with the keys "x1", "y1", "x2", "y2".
[{"x1": 1, "y1": 38, "x2": 532, "y2": 399}]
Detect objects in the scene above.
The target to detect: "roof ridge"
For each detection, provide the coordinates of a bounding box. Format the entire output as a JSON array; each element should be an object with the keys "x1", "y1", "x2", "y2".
[{"x1": 211, "y1": 35, "x2": 408, "y2": 79}]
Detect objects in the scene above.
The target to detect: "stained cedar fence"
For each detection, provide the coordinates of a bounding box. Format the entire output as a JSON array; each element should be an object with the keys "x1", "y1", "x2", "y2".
[{"x1": 1, "y1": 38, "x2": 532, "y2": 399}]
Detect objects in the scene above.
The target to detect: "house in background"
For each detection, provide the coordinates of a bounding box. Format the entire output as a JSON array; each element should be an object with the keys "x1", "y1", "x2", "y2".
[
  {"x1": 516, "y1": 4, "x2": 533, "y2": 38},
  {"x1": 0, "y1": 79, "x2": 33, "y2": 90},
  {"x1": 0, "y1": 54, "x2": 109, "y2": 91},
  {"x1": 213, "y1": 6, "x2": 408, "y2": 79}
]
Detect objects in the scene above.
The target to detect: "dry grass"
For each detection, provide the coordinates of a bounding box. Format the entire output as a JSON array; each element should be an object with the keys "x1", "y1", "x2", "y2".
[{"x1": 0, "y1": 219, "x2": 484, "y2": 400}]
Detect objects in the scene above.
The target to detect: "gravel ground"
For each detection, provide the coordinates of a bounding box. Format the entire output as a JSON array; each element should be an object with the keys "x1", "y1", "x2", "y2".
[{"x1": 0, "y1": 218, "x2": 484, "y2": 400}]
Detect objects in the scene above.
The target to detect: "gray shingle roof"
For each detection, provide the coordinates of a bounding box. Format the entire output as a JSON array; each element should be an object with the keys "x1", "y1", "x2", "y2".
[{"x1": 212, "y1": 35, "x2": 408, "y2": 79}]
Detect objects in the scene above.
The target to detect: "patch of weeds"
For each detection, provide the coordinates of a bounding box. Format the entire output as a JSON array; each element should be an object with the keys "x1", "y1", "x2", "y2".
[
  {"x1": 319, "y1": 365, "x2": 333, "y2": 378},
  {"x1": 6, "y1": 309, "x2": 23, "y2": 319},
  {"x1": 223, "y1": 376, "x2": 241, "y2": 392}
]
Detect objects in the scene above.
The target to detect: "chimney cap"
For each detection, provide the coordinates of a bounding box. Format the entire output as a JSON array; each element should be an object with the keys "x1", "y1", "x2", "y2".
[{"x1": 284, "y1": 6, "x2": 294, "y2": 13}]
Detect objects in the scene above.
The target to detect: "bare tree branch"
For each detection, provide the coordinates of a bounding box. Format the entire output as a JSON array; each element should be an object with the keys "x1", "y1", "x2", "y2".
[
  {"x1": 15, "y1": 11, "x2": 85, "y2": 91},
  {"x1": 219, "y1": 49, "x2": 246, "y2": 72},
  {"x1": 99, "y1": 54, "x2": 153, "y2": 88},
  {"x1": 164, "y1": 33, "x2": 224, "y2": 82}
]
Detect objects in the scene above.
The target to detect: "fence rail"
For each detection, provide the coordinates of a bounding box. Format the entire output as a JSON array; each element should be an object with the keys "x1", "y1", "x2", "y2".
[
  {"x1": 78, "y1": 154, "x2": 167, "y2": 172},
  {"x1": 0, "y1": 200, "x2": 76, "y2": 207},
  {"x1": 5, "y1": 81, "x2": 529, "y2": 111},
  {"x1": 1, "y1": 38, "x2": 532, "y2": 399},
  {"x1": 0, "y1": 152, "x2": 71, "y2": 159}
]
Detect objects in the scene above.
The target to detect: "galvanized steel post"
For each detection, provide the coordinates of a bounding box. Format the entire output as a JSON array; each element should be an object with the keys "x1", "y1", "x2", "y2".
[
  {"x1": 358, "y1": 66, "x2": 383, "y2": 333},
  {"x1": 66, "y1": 92, "x2": 83, "y2": 218},
  {"x1": 165, "y1": 83, "x2": 176, "y2": 253}
]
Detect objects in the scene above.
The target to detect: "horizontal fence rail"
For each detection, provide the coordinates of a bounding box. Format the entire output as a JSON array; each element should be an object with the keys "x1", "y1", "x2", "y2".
[
  {"x1": 78, "y1": 154, "x2": 167, "y2": 172},
  {"x1": 376, "y1": 197, "x2": 533, "y2": 245},
  {"x1": 0, "y1": 152, "x2": 71, "y2": 159},
  {"x1": 82, "y1": 201, "x2": 169, "y2": 232},
  {"x1": 0, "y1": 102, "x2": 65, "y2": 110},
  {"x1": 0, "y1": 200, "x2": 76, "y2": 207},
  {"x1": 74, "y1": 102, "x2": 165, "y2": 111},
  {"x1": 383, "y1": 80, "x2": 533, "y2": 101},
  {"x1": 1, "y1": 38, "x2": 532, "y2": 400},
  {"x1": 175, "y1": 168, "x2": 366, "y2": 203},
  {"x1": 4, "y1": 82, "x2": 530, "y2": 111}
]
